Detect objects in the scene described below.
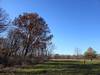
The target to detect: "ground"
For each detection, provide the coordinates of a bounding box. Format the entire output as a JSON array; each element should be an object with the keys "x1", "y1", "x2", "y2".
[{"x1": 0, "y1": 59, "x2": 100, "y2": 75}]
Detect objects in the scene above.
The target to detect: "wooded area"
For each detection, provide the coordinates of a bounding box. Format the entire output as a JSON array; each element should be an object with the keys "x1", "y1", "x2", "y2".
[{"x1": 0, "y1": 8, "x2": 53, "y2": 66}]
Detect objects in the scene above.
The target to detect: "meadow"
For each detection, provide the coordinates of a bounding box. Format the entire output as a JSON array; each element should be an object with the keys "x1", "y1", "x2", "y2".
[{"x1": 0, "y1": 59, "x2": 100, "y2": 75}]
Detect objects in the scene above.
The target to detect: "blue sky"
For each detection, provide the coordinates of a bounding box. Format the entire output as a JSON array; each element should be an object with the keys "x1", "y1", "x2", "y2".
[{"x1": 1, "y1": 0, "x2": 100, "y2": 55}]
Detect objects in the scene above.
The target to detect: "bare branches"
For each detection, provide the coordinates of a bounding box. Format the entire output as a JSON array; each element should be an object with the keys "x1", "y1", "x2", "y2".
[
  {"x1": 0, "y1": 9, "x2": 53, "y2": 65},
  {"x1": 12, "y1": 13, "x2": 53, "y2": 57},
  {"x1": 0, "y1": 8, "x2": 9, "y2": 33}
]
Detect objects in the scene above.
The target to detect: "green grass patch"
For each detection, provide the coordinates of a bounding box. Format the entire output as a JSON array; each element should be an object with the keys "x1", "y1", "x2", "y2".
[{"x1": 1, "y1": 59, "x2": 100, "y2": 75}]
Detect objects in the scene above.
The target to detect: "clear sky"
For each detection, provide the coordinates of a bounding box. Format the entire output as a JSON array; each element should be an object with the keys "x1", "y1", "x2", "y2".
[{"x1": 1, "y1": 0, "x2": 100, "y2": 55}]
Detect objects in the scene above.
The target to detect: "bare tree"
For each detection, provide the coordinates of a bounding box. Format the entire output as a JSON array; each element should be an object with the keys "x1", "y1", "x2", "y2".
[
  {"x1": 74, "y1": 48, "x2": 81, "y2": 59},
  {"x1": 0, "y1": 10, "x2": 53, "y2": 65},
  {"x1": 6, "y1": 12, "x2": 53, "y2": 64},
  {"x1": 0, "y1": 8, "x2": 9, "y2": 33}
]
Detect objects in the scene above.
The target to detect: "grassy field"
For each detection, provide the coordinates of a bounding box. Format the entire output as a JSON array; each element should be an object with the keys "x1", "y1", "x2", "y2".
[{"x1": 0, "y1": 59, "x2": 100, "y2": 75}]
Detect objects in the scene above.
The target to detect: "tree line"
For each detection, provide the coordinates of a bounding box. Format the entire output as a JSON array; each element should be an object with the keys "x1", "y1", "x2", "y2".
[
  {"x1": 0, "y1": 8, "x2": 53, "y2": 66},
  {"x1": 52, "y1": 47, "x2": 98, "y2": 62}
]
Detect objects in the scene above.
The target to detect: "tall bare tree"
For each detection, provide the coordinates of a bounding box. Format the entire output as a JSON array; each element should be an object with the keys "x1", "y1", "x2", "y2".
[{"x1": 9, "y1": 13, "x2": 53, "y2": 62}]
